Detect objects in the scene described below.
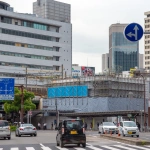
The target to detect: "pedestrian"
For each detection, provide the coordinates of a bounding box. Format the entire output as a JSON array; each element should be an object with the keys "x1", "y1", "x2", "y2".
[
  {"x1": 84, "y1": 122, "x2": 87, "y2": 130},
  {"x1": 44, "y1": 123, "x2": 47, "y2": 130},
  {"x1": 38, "y1": 122, "x2": 41, "y2": 130},
  {"x1": 51, "y1": 122, "x2": 53, "y2": 130},
  {"x1": 97, "y1": 122, "x2": 99, "y2": 129},
  {"x1": 137, "y1": 123, "x2": 141, "y2": 132},
  {"x1": 90, "y1": 122, "x2": 93, "y2": 131}
]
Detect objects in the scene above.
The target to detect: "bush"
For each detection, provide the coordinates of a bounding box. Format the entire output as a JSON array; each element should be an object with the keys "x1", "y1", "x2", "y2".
[{"x1": 10, "y1": 126, "x2": 17, "y2": 132}]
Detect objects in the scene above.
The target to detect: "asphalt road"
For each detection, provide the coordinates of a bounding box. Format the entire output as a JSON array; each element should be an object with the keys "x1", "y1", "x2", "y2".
[{"x1": 0, "y1": 130, "x2": 150, "y2": 150}]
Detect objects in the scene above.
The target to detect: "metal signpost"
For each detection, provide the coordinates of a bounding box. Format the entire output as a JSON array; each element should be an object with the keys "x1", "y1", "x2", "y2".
[
  {"x1": 124, "y1": 23, "x2": 148, "y2": 132},
  {"x1": 0, "y1": 78, "x2": 15, "y2": 100}
]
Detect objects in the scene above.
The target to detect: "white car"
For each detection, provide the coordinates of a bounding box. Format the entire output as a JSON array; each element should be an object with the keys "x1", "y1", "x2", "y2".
[
  {"x1": 99, "y1": 122, "x2": 118, "y2": 134},
  {"x1": 119, "y1": 121, "x2": 139, "y2": 137}
]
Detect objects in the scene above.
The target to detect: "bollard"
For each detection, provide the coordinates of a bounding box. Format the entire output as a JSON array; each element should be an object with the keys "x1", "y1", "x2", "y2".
[
  {"x1": 110, "y1": 131, "x2": 112, "y2": 136},
  {"x1": 118, "y1": 131, "x2": 120, "y2": 136}
]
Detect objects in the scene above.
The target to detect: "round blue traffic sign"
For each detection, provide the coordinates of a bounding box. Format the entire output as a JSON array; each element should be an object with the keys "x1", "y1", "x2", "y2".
[{"x1": 124, "y1": 23, "x2": 143, "y2": 42}]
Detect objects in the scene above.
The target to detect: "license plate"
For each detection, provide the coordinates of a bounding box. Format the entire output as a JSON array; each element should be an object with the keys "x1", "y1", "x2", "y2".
[
  {"x1": 128, "y1": 131, "x2": 132, "y2": 134},
  {"x1": 70, "y1": 131, "x2": 77, "y2": 134}
]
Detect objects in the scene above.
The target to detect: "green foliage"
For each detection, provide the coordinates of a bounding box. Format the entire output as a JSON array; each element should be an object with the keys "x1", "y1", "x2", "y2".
[
  {"x1": 10, "y1": 125, "x2": 17, "y2": 131},
  {"x1": 4, "y1": 88, "x2": 36, "y2": 114}
]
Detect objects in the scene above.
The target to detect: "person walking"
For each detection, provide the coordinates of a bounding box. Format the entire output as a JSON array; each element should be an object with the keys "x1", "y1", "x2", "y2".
[
  {"x1": 51, "y1": 122, "x2": 53, "y2": 130},
  {"x1": 84, "y1": 122, "x2": 87, "y2": 130},
  {"x1": 97, "y1": 122, "x2": 99, "y2": 129},
  {"x1": 90, "y1": 122, "x2": 93, "y2": 131},
  {"x1": 38, "y1": 122, "x2": 41, "y2": 130}
]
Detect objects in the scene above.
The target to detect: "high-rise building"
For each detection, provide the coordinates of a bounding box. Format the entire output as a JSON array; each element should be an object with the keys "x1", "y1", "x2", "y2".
[
  {"x1": 0, "y1": 1, "x2": 72, "y2": 78},
  {"x1": 139, "y1": 53, "x2": 144, "y2": 69},
  {"x1": 102, "y1": 53, "x2": 109, "y2": 72},
  {"x1": 33, "y1": 0, "x2": 71, "y2": 23},
  {"x1": 144, "y1": 11, "x2": 150, "y2": 70},
  {"x1": 109, "y1": 23, "x2": 139, "y2": 72}
]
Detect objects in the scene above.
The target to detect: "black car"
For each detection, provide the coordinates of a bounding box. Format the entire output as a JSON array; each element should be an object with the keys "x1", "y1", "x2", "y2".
[{"x1": 56, "y1": 119, "x2": 86, "y2": 148}]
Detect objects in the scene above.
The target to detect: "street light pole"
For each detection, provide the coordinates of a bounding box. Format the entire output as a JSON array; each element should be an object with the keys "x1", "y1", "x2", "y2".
[{"x1": 55, "y1": 98, "x2": 58, "y2": 127}]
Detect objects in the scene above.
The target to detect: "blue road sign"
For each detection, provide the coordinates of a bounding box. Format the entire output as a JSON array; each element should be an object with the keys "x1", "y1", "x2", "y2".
[
  {"x1": 124, "y1": 23, "x2": 143, "y2": 42},
  {"x1": 0, "y1": 78, "x2": 15, "y2": 100}
]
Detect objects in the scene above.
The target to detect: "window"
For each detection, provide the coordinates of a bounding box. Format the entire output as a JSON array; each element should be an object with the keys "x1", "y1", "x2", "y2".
[{"x1": 15, "y1": 22, "x2": 18, "y2": 25}]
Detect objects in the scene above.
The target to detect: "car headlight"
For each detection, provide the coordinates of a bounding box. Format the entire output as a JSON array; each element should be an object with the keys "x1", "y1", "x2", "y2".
[{"x1": 124, "y1": 128, "x2": 127, "y2": 130}]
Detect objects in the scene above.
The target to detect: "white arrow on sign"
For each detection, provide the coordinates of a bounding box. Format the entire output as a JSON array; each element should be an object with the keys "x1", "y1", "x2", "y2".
[{"x1": 127, "y1": 25, "x2": 139, "y2": 40}]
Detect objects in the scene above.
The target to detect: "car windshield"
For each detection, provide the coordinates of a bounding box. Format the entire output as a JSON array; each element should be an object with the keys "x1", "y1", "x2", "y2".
[
  {"x1": 64, "y1": 120, "x2": 83, "y2": 129},
  {"x1": 103, "y1": 122, "x2": 115, "y2": 126},
  {"x1": 22, "y1": 124, "x2": 33, "y2": 127},
  {"x1": 0, "y1": 121, "x2": 8, "y2": 127},
  {"x1": 124, "y1": 122, "x2": 137, "y2": 127}
]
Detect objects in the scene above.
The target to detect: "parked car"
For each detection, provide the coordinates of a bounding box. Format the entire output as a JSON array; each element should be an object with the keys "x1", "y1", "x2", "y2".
[
  {"x1": 118, "y1": 121, "x2": 139, "y2": 137},
  {"x1": 16, "y1": 123, "x2": 37, "y2": 137},
  {"x1": 99, "y1": 122, "x2": 118, "y2": 134},
  {"x1": 0, "y1": 120, "x2": 11, "y2": 140},
  {"x1": 56, "y1": 119, "x2": 86, "y2": 148}
]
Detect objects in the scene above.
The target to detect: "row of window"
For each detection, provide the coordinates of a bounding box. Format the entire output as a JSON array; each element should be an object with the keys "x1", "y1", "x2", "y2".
[
  {"x1": 145, "y1": 56, "x2": 150, "y2": 59},
  {"x1": 145, "y1": 67, "x2": 150, "y2": 69},
  {"x1": 145, "y1": 46, "x2": 150, "y2": 49},
  {"x1": 145, "y1": 35, "x2": 150, "y2": 39},
  {"x1": 145, "y1": 51, "x2": 150, "y2": 54},
  {"x1": 145, "y1": 41, "x2": 150, "y2": 44},
  {"x1": 0, "y1": 62, "x2": 54, "y2": 70},
  {"x1": 1, "y1": 16, "x2": 59, "y2": 32},
  {"x1": 145, "y1": 25, "x2": 150, "y2": 28},
  {"x1": 145, "y1": 61, "x2": 150, "y2": 65},
  {"x1": 0, "y1": 51, "x2": 55, "y2": 61},
  {"x1": 0, "y1": 40, "x2": 59, "y2": 52},
  {"x1": 0, "y1": 28, "x2": 59, "y2": 42}
]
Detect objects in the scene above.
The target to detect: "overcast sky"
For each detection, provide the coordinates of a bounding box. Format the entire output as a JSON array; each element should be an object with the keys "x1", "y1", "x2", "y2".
[{"x1": 3, "y1": 0, "x2": 150, "y2": 73}]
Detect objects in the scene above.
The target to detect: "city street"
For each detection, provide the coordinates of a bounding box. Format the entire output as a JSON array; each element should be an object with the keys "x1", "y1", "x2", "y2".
[{"x1": 0, "y1": 130, "x2": 150, "y2": 150}]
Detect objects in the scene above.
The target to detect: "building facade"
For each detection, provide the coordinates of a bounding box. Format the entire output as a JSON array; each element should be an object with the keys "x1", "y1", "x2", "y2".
[
  {"x1": 139, "y1": 53, "x2": 144, "y2": 69},
  {"x1": 33, "y1": 0, "x2": 71, "y2": 23},
  {"x1": 144, "y1": 11, "x2": 150, "y2": 70},
  {"x1": 109, "y1": 23, "x2": 139, "y2": 72},
  {"x1": 102, "y1": 53, "x2": 109, "y2": 72},
  {"x1": 0, "y1": 1, "x2": 72, "y2": 78}
]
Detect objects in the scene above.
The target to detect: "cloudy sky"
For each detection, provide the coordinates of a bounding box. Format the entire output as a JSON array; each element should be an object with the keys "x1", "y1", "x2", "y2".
[{"x1": 3, "y1": 0, "x2": 150, "y2": 73}]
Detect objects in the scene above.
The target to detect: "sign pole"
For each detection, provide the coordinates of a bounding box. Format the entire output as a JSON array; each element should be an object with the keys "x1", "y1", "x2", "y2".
[{"x1": 20, "y1": 85, "x2": 24, "y2": 123}]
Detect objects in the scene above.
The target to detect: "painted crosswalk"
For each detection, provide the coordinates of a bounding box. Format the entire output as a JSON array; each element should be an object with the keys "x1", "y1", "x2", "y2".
[{"x1": 0, "y1": 144, "x2": 150, "y2": 150}]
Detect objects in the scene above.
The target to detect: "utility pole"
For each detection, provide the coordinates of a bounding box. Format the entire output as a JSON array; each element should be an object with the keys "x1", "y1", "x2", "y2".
[
  {"x1": 20, "y1": 85, "x2": 24, "y2": 123},
  {"x1": 55, "y1": 98, "x2": 58, "y2": 126},
  {"x1": 25, "y1": 67, "x2": 27, "y2": 89},
  {"x1": 62, "y1": 64, "x2": 63, "y2": 79}
]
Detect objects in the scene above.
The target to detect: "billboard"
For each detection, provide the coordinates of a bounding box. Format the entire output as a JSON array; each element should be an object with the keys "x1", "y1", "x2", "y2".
[
  {"x1": 81, "y1": 66, "x2": 95, "y2": 76},
  {"x1": 47, "y1": 85, "x2": 88, "y2": 98},
  {"x1": 72, "y1": 66, "x2": 81, "y2": 77}
]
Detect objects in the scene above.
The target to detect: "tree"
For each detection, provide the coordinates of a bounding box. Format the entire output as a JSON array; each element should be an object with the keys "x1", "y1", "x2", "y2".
[{"x1": 3, "y1": 88, "x2": 36, "y2": 114}]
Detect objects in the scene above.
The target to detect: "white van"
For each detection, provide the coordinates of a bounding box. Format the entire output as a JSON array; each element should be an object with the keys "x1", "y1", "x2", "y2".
[
  {"x1": 0, "y1": 120, "x2": 11, "y2": 140},
  {"x1": 119, "y1": 121, "x2": 139, "y2": 137}
]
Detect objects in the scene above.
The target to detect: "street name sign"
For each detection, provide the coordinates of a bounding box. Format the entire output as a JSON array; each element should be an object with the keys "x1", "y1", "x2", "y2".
[
  {"x1": 0, "y1": 78, "x2": 15, "y2": 100},
  {"x1": 124, "y1": 23, "x2": 143, "y2": 42}
]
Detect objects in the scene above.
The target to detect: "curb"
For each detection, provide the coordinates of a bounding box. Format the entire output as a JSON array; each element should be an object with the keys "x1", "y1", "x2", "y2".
[{"x1": 100, "y1": 134, "x2": 150, "y2": 146}]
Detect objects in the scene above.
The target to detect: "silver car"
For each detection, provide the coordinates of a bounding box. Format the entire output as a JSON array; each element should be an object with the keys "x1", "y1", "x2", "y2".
[
  {"x1": 0, "y1": 120, "x2": 11, "y2": 140},
  {"x1": 16, "y1": 124, "x2": 37, "y2": 137}
]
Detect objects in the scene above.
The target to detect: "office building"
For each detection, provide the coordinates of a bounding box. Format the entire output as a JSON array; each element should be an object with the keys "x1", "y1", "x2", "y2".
[
  {"x1": 144, "y1": 11, "x2": 150, "y2": 70},
  {"x1": 33, "y1": 0, "x2": 71, "y2": 23},
  {"x1": 0, "y1": 1, "x2": 72, "y2": 78},
  {"x1": 102, "y1": 53, "x2": 109, "y2": 72},
  {"x1": 109, "y1": 23, "x2": 139, "y2": 72},
  {"x1": 139, "y1": 53, "x2": 144, "y2": 69}
]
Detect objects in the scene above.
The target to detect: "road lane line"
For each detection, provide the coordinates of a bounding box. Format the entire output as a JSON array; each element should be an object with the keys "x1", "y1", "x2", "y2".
[
  {"x1": 56, "y1": 147, "x2": 69, "y2": 150},
  {"x1": 40, "y1": 144, "x2": 52, "y2": 150},
  {"x1": 0, "y1": 148, "x2": 3, "y2": 150},
  {"x1": 86, "y1": 146, "x2": 103, "y2": 150},
  {"x1": 11, "y1": 148, "x2": 19, "y2": 150},
  {"x1": 114, "y1": 145, "x2": 137, "y2": 150},
  {"x1": 74, "y1": 148, "x2": 86, "y2": 150},
  {"x1": 101, "y1": 146, "x2": 120, "y2": 150},
  {"x1": 26, "y1": 147, "x2": 35, "y2": 150}
]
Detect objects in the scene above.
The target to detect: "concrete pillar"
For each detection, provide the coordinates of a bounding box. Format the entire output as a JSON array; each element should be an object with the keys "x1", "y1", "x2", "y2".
[
  {"x1": 148, "y1": 107, "x2": 150, "y2": 127},
  {"x1": 92, "y1": 118, "x2": 95, "y2": 130}
]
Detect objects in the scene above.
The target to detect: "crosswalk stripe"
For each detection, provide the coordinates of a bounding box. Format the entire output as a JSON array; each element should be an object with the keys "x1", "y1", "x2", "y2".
[
  {"x1": 113, "y1": 145, "x2": 137, "y2": 150},
  {"x1": 125, "y1": 145, "x2": 150, "y2": 150},
  {"x1": 26, "y1": 147, "x2": 35, "y2": 150},
  {"x1": 41, "y1": 147, "x2": 52, "y2": 150},
  {"x1": 101, "y1": 146, "x2": 120, "y2": 150},
  {"x1": 74, "y1": 148, "x2": 86, "y2": 150},
  {"x1": 0, "y1": 148, "x2": 3, "y2": 150},
  {"x1": 11, "y1": 148, "x2": 19, "y2": 150},
  {"x1": 55, "y1": 147, "x2": 68, "y2": 150},
  {"x1": 87, "y1": 146, "x2": 103, "y2": 150}
]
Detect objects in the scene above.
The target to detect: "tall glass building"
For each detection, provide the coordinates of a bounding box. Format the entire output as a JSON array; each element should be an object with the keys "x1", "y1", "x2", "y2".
[{"x1": 109, "y1": 23, "x2": 139, "y2": 73}]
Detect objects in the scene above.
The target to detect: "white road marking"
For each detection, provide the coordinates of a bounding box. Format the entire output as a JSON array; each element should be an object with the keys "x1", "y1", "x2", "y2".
[
  {"x1": 125, "y1": 144, "x2": 150, "y2": 150},
  {"x1": 40, "y1": 144, "x2": 52, "y2": 150},
  {"x1": 101, "y1": 146, "x2": 120, "y2": 150},
  {"x1": 87, "y1": 146, "x2": 103, "y2": 150},
  {"x1": 74, "y1": 148, "x2": 86, "y2": 150},
  {"x1": 26, "y1": 147, "x2": 35, "y2": 150},
  {"x1": 114, "y1": 145, "x2": 137, "y2": 150},
  {"x1": 55, "y1": 147, "x2": 69, "y2": 150},
  {"x1": 11, "y1": 148, "x2": 19, "y2": 150},
  {"x1": 0, "y1": 149, "x2": 3, "y2": 150}
]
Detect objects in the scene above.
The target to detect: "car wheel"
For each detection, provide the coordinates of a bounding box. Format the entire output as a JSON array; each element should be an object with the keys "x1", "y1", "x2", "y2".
[
  {"x1": 131, "y1": 135, "x2": 134, "y2": 137},
  {"x1": 34, "y1": 134, "x2": 37, "y2": 137},
  {"x1": 4, "y1": 137, "x2": 6, "y2": 140},
  {"x1": 15, "y1": 132, "x2": 18, "y2": 137},
  {"x1": 18, "y1": 132, "x2": 21, "y2": 137},
  {"x1": 60, "y1": 140, "x2": 64, "y2": 148},
  {"x1": 137, "y1": 135, "x2": 139, "y2": 138},
  {"x1": 77, "y1": 144, "x2": 80, "y2": 147},
  {"x1": 57, "y1": 142, "x2": 59, "y2": 146},
  {"x1": 8, "y1": 137, "x2": 11, "y2": 140},
  {"x1": 82, "y1": 143, "x2": 86, "y2": 148}
]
